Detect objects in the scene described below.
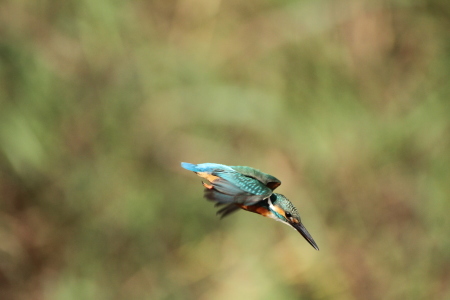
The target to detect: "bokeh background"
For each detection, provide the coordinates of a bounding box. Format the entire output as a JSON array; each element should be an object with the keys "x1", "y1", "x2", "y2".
[{"x1": 1, "y1": 0, "x2": 450, "y2": 299}]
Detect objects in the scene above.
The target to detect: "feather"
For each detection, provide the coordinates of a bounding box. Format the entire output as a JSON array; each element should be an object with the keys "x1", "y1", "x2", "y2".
[
  {"x1": 230, "y1": 166, "x2": 281, "y2": 190},
  {"x1": 216, "y1": 204, "x2": 240, "y2": 219}
]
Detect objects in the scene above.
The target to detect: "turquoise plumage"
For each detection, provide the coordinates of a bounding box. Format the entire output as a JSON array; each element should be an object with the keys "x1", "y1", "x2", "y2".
[{"x1": 181, "y1": 162, "x2": 319, "y2": 250}]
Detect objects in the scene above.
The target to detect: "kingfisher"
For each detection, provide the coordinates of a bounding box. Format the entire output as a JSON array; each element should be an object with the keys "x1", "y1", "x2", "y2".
[{"x1": 181, "y1": 162, "x2": 319, "y2": 250}]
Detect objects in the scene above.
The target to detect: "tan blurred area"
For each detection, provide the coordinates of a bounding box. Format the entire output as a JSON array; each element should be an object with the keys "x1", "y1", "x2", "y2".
[{"x1": 0, "y1": 0, "x2": 449, "y2": 299}]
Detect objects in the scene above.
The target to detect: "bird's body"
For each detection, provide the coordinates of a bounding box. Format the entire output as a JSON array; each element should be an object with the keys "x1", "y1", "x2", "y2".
[{"x1": 181, "y1": 162, "x2": 319, "y2": 250}]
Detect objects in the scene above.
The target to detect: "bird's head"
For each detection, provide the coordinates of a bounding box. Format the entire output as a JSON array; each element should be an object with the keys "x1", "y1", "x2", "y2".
[{"x1": 267, "y1": 194, "x2": 319, "y2": 250}]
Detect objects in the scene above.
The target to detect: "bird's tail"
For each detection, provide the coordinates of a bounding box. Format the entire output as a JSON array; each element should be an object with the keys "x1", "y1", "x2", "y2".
[
  {"x1": 181, "y1": 162, "x2": 230, "y2": 173},
  {"x1": 181, "y1": 162, "x2": 199, "y2": 172}
]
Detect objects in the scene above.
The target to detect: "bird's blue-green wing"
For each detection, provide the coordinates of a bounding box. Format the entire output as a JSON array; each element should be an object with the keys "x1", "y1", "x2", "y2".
[
  {"x1": 208, "y1": 171, "x2": 274, "y2": 205},
  {"x1": 181, "y1": 162, "x2": 277, "y2": 206},
  {"x1": 230, "y1": 166, "x2": 281, "y2": 190}
]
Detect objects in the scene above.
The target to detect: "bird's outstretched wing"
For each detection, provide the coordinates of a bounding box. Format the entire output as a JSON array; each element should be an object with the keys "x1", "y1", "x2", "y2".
[
  {"x1": 230, "y1": 166, "x2": 281, "y2": 190},
  {"x1": 181, "y1": 162, "x2": 278, "y2": 207}
]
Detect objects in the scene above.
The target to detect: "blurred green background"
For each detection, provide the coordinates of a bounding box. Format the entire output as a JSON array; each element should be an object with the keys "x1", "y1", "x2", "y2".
[{"x1": 1, "y1": 0, "x2": 449, "y2": 299}]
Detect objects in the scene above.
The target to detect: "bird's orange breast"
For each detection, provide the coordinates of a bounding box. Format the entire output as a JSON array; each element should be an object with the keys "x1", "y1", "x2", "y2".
[{"x1": 239, "y1": 204, "x2": 271, "y2": 217}]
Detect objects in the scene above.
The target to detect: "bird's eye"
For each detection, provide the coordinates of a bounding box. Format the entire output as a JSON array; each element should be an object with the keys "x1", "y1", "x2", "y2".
[{"x1": 285, "y1": 212, "x2": 292, "y2": 218}]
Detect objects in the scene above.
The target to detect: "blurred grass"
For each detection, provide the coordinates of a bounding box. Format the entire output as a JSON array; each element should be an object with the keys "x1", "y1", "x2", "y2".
[{"x1": 1, "y1": 0, "x2": 450, "y2": 299}]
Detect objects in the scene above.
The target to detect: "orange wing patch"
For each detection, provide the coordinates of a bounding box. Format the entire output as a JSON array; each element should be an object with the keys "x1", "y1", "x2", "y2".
[{"x1": 196, "y1": 172, "x2": 220, "y2": 183}]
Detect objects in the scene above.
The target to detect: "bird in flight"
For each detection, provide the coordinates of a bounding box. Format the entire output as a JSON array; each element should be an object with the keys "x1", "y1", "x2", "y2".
[{"x1": 181, "y1": 162, "x2": 319, "y2": 250}]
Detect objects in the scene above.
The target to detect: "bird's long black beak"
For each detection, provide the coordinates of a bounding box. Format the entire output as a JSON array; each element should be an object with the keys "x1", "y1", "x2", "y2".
[{"x1": 292, "y1": 222, "x2": 319, "y2": 250}]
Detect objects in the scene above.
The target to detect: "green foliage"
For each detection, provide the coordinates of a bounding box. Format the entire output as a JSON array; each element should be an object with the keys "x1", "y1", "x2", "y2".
[{"x1": 1, "y1": 0, "x2": 449, "y2": 299}]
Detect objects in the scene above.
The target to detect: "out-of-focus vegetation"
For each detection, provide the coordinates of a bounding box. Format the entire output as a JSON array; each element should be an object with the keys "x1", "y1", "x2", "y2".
[{"x1": 1, "y1": 0, "x2": 449, "y2": 299}]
